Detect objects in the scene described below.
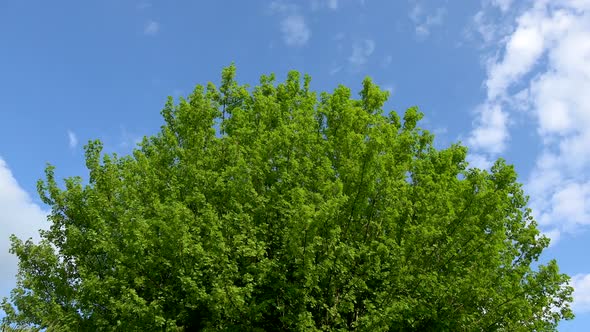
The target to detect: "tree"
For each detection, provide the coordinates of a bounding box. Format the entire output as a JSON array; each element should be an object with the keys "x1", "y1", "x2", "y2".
[{"x1": 2, "y1": 65, "x2": 574, "y2": 331}]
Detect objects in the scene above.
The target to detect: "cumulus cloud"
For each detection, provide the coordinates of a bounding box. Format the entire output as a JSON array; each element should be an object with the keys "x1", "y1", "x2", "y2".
[
  {"x1": 144, "y1": 20, "x2": 160, "y2": 35},
  {"x1": 68, "y1": 130, "x2": 78, "y2": 149},
  {"x1": 524, "y1": 2, "x2": 590, "y2": 236},
  {"x1": 348, "y1": 39, "x2": 375, "y2": 66},
  {"x1": 468, "y1": 2, "x2": 559, "y2": 158},
  {"x1": 468, "y1": 103, "x2": 509, "y2": 154},
  {"x1": 410, "y1": 4, "x2": 447, "y2": 37},
  {"x1": 485, "y1": 8, "x2": 546, "y2": 100},
  {"x1": 270, "y1": 1, "x2": 311, "y2": 47},
  {"x1": 571, "y1": 274, "x2": 590, "y2": 314},
  {"x1": 0, "y1": 157, "x2": 47, "y2": 294},
  {"x1": 469, "y1": 0, "x2": 590, "y2": 238}
]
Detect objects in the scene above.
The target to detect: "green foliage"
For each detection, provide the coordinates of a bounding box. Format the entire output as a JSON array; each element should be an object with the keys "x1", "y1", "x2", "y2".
[{"x1": 2, "y1": 65, "x2": 574, "y2": 331}]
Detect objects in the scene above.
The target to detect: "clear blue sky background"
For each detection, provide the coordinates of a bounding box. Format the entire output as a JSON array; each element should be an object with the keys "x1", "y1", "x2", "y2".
[{"x1": 1, "y1": 1, "x2": 589, "y2": 329}]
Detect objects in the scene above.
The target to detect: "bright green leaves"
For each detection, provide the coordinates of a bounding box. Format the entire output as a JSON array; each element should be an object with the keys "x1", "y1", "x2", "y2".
[
  {"x1": 2, "y1": 66, "x2": 573, "y2": 331},
  {"x1": 359, "y1": 76, "x2": 389, "y2": 115},
  {"x1": 402, "y1": 105, "x2": 423, "y2": 131}
]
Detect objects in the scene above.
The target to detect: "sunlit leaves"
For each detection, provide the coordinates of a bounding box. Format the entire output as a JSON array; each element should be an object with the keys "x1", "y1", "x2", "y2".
[{"x1": 2, "y1": 65, "x2": 573, "y2": 331}]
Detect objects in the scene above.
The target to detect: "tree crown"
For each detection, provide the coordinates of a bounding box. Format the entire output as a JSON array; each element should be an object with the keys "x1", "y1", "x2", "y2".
[{"x1": 2, "y1": 65, "x2": 574, "y2": 331}]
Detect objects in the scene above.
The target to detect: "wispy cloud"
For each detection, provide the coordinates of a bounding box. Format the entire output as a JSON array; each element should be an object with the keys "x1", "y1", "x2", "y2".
[
  {"x1": 269, "y1": 1, "x2": 296, "y2": 13},
  {"x1": 410, "y1": 4, "x2": 447, "y2": 38},
  {"x1": 67, "y1": 130, "x2": 78, "y2": 149},
  {"x1": 144, "y1": 20, "x2": 160, "y2": 36},
  {"x1": 469, "y1": 11, "x2": 496, "y2": 45},
  {"x1": 491, "y1": 0, "x2": 513, "y2": 13},
  {"x1": 329, "y1": 65, "x2": 343, "y2": 75},
  {"x1": 270, "y1": 1, "x2": 311, "y2": 47},
  {"x1": 280, "y1": 15, "x2": 310, "y2": 46},
  {"x1": 136, "y1": 2, "x2": 152, "y2": 10},
  {"x1": 327, "y1": 0, "x2": 338, "y2": 10},
  {"x1": 382, "y1": 84, "x2": 394, "y2": 95},
  {"x1": 0, "y1": 157, "x2": 47, "y2": 294},
  {"x1": 465, "y1": 1, "x2": 518, "y2": 49},
  {"x1": 119, "y1": 126, "x2": 143, "y2": 150},
  {"x1": 348, "y1": 39, "x2": 375, "y2": 66},
  {"x1": 381, "y1": 55, "x2": 393, "y2": 68},
  {"x1": 311, "y1": 0, "x2": 338, "y2": 11}
]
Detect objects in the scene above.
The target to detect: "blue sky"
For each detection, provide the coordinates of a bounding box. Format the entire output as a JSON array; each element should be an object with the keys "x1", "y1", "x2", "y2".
[{"x1": 1, "y1": 0, "x2": 589, "y2": 329}]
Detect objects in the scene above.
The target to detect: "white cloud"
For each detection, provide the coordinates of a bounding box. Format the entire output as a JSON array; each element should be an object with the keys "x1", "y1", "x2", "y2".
[
  {"x1": 144, "y1": 20, "x2": 160, "y2": 35},
  {"x1": 542, "y1": 228, "x2": 561, "y2": 247},
  {"x1": 571, "y1": 274, "x2": 590, "y2": 314},
  {"x1": 348, "y1": 39, "x2": 375, "y2": 66},
  {"x1": 531, "y1": 176, "x2": 590, "y2": 232},
  {"x1": 525, "y1": 3, "x2": 590, "y2": 235},
  {"x1": 466, "y1": 153, "x2": 494, "y2": 170},
  {"x1": 468, "y1": 2, "x2": 554, "y2": 159},
  {"x1": 552, "y1": 183, "x2": 589, "y2": 220},
  {"x1": 410, "y1": 5, "x2": 447, "y2": 37},
  {"x1": 470, "y1": 0, "x2": 590, "y2": 237},
  {"x1": 485, "y1": 7, "x2": 546, "y2": 100},
  {"x1": 468, "y1": 103, "x2": 509, "y2": 154},
  {"x1": 0, "y1": 157, "x2": 47, "y2": 294},
  {"x1": 68, "y1": 130, "x2": 78, "y2": 149},
  {"x1": 270, "y1": 2, "x2": 311, "y2": 47}
]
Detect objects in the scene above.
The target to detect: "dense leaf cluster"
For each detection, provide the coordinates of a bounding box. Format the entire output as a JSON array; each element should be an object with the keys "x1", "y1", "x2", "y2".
[{"x1": 2, "y1": 66, "x2": 573, "y2": 331}]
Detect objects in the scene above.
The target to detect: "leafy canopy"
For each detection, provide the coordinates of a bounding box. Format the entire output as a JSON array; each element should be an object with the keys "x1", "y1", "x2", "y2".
[{"x1": 2, "y1": 65, "x2": 573, "y2": 331}]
